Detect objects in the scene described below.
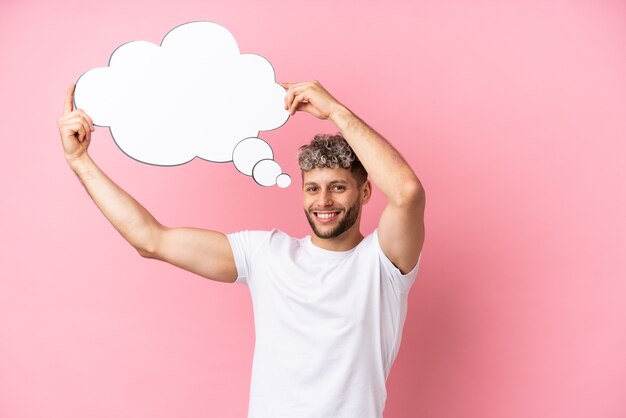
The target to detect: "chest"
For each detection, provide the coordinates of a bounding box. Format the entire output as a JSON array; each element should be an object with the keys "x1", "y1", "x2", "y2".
[{"x1": 248, "y1": 245, "x2": 383, "y2": 331}]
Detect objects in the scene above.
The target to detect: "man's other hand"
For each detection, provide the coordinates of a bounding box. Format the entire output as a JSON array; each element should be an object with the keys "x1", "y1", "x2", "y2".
[{"x1": 57, "y1": 84, "x2": 95, "y2": 163}]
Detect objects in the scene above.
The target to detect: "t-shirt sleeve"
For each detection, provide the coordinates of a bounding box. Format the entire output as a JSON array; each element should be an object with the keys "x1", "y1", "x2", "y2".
[
  {"x1": 226, "y1": 230, "x2": 272, "y2": 286},
  {"x1": 372, "y1": 228, "x2": 421, "y2": 294}
]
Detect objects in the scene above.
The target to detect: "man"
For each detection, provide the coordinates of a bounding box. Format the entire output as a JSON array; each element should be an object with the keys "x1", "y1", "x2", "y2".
[{"x1": 57, "y1": 80, "x2": 425, "y2": 418}]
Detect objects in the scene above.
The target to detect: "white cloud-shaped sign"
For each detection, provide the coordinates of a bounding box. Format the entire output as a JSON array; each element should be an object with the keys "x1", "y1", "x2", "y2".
[{"x1": 74, "y1": 21, "x2": 291, "y2": 187}]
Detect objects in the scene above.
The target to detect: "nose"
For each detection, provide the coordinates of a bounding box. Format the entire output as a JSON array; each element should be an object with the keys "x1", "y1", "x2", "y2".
[{"x1": 317, "y1": 189, "x2": 333, "y2": 207}]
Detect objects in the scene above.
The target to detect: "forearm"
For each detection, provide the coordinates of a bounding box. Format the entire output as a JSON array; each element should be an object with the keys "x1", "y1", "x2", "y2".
[
  {"x1": 67, "y1": 154, "x2": 161, "y2": 255},
  {"x1": 329, "y1": 106, "x2": 424, "y2": 206}
]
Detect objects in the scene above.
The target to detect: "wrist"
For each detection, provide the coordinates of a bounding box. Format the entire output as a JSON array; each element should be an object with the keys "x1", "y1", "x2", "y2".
[
  {"x1": 328, "y1": 104, "x2": 352, "y2": 126},
  {"x1": 66, "y1": 152, "x2": 93, "y2": 174}
]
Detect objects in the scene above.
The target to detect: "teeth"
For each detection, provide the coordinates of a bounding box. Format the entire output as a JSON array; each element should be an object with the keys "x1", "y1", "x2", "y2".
[{"x1": 316, "y1": 212, "x2": 338, "y2": 219}]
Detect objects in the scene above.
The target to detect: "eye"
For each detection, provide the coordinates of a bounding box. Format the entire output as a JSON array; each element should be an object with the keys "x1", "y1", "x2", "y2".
[
  {"x1": 332, "y1": 185, "x2": 345, "y2": 191},
  {"x1": 306, "y1": 186, "x2": 318, "y2": 192}
]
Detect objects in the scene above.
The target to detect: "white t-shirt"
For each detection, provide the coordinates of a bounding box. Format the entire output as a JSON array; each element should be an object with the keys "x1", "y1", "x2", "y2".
[{"x1": 227, "y1": 228, "x2": 420, "y2": 418}]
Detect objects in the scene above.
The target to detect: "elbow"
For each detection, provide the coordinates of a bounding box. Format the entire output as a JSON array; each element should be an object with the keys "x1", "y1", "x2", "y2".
[
  {"x1": 137, "y1": 246, "x2": 156, "y2": 259},
  {"x1": 392, "y1": 178, "x2": 425, "y2": 208},
  {"x1": 134, "y1": 226, "x2": 163, "y2": 259}
]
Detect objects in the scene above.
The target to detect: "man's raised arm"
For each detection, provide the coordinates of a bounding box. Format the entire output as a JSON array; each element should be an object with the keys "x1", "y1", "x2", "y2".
[
  {"x1": 57, "y1": 84, "x2": 238, "y2": 283},
  {"x1": 281, "y1": 80, "x2": 425, "y2": 274}
]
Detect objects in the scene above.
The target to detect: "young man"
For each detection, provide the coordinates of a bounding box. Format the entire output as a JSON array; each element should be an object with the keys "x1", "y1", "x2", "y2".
[{"x1": 57, "y1": 80, "x2": 425, "y2": 418}]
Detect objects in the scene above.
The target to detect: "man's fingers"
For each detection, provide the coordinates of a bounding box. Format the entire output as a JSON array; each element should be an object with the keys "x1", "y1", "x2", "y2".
[
  {"x1": 64, "y1": 84, "x2": 75, "y2": 116},
  {"x1": 75, "y1": 109, "x2": 95, "y2": 131},
  {"x1": 65, "y1": 121, "x2": 85, "y2": 139},
  {"x1": 79, "y1": 117, "x2": 92, "y2": 141},
  {"x1": 284, "y1": 85, "x2": 305, "y2": 110},
  {"x1": 282, "y1": 81, "x2": 317, "y2": 111},
  {"x1": 284, "y1": 89, "x2": 292, "y2": 110},
  {"x1": 62, "y1": 114, "x2": 93, "y2": 134},
  {"x1": 289, "y1": 93, "x2": 309, "y2": 115},
  {"x1": 73, "y1": 124, "x2": 86, "y2": 142},
  {"x1": 61, "y1": 116, "x2": 91, "y2": 143}
]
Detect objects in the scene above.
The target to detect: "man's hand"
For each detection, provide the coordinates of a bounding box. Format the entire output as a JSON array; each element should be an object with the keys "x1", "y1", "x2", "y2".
[
  {"x1": 279, "y1": 80, "x2": 346, "y2": 119},
  {"x1": 57, "y1": 84, "x2": 95, "y2": 163}
]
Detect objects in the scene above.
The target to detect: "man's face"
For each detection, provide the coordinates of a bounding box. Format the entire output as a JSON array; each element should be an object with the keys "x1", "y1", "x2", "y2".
[{"x1": 302, "y1": 167, "x2": 369, "y2": 239}]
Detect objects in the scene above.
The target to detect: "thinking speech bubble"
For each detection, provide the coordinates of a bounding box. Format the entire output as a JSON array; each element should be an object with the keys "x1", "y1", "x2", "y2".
[{"x1": 74, "y1": 21, "x2": 291, "y2": 187}]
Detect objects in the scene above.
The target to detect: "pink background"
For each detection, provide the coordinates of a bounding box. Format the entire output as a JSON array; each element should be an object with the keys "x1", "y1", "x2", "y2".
[{"x1": 1, "y1": 0, "x2": 625, "y2": 417}]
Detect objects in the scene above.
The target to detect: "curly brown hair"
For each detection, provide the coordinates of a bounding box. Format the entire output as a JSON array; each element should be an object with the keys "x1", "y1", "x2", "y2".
[{"x1": 298, "y1": 133, "x2": 368, "y2": 186}]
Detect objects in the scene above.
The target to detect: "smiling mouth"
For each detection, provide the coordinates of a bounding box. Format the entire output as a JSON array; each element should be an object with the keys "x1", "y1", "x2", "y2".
[{"x1": 313, "y1": 210, "x2": 342, "y2": 220}]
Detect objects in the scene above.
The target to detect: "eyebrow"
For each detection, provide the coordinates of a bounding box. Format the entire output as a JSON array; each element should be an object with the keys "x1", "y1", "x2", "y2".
[{"x1": 304, "y1": 180, "x2": 349, "y2": 186}]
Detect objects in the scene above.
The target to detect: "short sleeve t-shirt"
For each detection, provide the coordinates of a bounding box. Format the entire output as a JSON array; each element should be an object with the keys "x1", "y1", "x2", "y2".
[{"x1": 227, "y1": 228, "x2": 420, "y2": 418}]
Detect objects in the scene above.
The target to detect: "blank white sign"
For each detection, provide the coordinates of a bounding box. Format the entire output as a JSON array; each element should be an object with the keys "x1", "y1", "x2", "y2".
[{"x1": 74, "y1": 21, "x2": 291, "y2": 187}]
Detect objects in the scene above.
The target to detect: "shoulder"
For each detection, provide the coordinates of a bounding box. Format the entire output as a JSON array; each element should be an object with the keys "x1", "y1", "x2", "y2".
[
  {"x1": 267, "y1": 228, "x2": 305, "y2": 248},
  {"x1": 367, "y1": 228, "x2": 421, "y2": 276},
  {"x1": 358, "y1": 229, "x2": 381, "y2": 250},
  {"x1": 227, "y1": 228, "x2": 299, "y2": 249}
]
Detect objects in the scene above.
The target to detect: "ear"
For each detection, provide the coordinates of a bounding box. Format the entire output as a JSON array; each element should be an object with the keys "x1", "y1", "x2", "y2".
[{"x1": 361, "y1": 179, "x2": 372, "y2": 204}]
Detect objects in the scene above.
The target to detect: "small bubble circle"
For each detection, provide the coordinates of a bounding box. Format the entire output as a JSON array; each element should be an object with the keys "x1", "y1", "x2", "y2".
[{"x1": 276, "y1": 173, "x2": 291, "y2": 188}]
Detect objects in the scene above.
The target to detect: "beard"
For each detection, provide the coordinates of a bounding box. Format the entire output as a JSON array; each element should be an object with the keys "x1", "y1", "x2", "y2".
[{"x1": 305, "y1": 196, "x2": 361, "y2": 239}]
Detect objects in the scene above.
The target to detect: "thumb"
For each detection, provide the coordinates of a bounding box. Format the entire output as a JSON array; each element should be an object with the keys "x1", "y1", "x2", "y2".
[{"x1": 64, "y1": 84, "x2": 75, "y2": 115}]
